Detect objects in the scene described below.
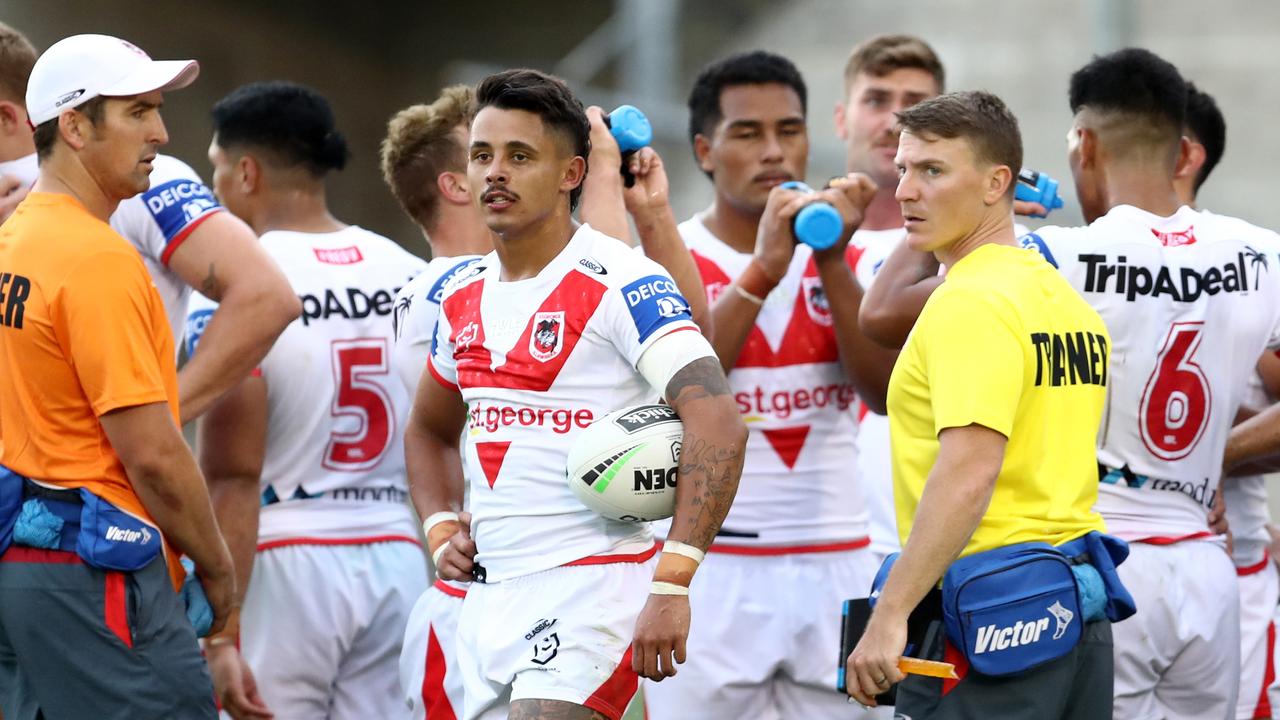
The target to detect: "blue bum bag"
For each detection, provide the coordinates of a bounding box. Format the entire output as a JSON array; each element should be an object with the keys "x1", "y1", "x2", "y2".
[
  {"x1": 869, "y1": 531, "x2": 1135, "y2": 678},
  {"x1": 0, "y1": 466, "x2": 161, "y2": 572}
]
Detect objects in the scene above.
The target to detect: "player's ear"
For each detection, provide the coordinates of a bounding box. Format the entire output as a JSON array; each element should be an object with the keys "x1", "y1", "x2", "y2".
[
  {"x1": 1076, "y1": 127, "x2": 1098, "y2": 171},
  {"x1": 238, "y1": 154, "x2": 262, "y2": 195},
  {"x1": 438, "y1": 171, "x2": 470, "y2": 206},
  {"x1": 833, "y1": 103, "x2": 848, "y2": 142},
  {"x1": 693, "y1": 133, "x2": 715, "y2": 175},
  {"x1": 58, "y1": 110, "x2": 89, "y2": 151},
  {"x1": 1174, "y1": 137, "x2": 1205, "y2": 182},
  {"x1": 561, "y1": 155, "x2": 586, "y2": 198}
]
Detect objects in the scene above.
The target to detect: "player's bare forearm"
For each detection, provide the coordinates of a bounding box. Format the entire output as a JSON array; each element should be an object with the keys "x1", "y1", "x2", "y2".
[
  {"x1": 633, "y1": 204, "x2": 711, "y2": 336},
  {"x1": 404, "y1": 367, "x2": 468, "y2": 519},
  {"x1": 197, "y1": 376, "x2": 268, "y2": 611},
  {"x1": 873, "y1": 424, "x2": 1002, "y2": 622},
  {"x1": 859, "y1": 241, "x2": 943, "y2": 350},
  {"x1": 170, "y1": 213, "x2": 301, "y2": 424},
  {"x1": 579, "y1": 106, "x2": 631, "y2": 243},
  {"x1": 814, "y1": 251, "x2": 896, "y2": 414},
  {"x1": 100, "y1": 402, "x2": 235, "y2": 582},
  {"x1": 663, "y1": 357, "x2": 746, "y2": 552},
  {"x1": 1225, "y1": 402, "x2": 1280, "y2": 473}
]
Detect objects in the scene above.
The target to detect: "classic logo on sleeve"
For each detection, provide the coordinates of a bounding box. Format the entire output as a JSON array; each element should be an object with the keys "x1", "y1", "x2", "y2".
[
  {"x1": 143, "y1": 178, "x2": 222, "y2": 244},
  {"x1": 622, "y1": 274, "x2": 692, "y2": 343},
  {"x1": 1019, "y1": 232, "x2": 1058, "y2": 268},
  {"x1": 184, "y1": 307, "x2": 214, "y2": 357}
]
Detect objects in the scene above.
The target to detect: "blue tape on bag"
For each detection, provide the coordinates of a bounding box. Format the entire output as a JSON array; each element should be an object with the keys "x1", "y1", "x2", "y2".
[
  {"x1": 180, "y1": 557, "x2": 214, "y2": 637},
  {"x1": 13, "y1": 499, "x2": 63, "y2": 549},
  {"x1": 75, "y1": 489, "x2": 162, "y2": 571}
]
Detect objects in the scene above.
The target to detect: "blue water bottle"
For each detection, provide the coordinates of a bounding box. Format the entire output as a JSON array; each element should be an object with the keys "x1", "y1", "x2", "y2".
[
  {"x1": 1014, "y1": 168, "x2": 1065, "y2": 218},
  {"x1": 603, "y1": 105, "x2": 653, "y2": 188},
  {"x1": 779, "y1": 181, "x2": 843, "y2": 250}
]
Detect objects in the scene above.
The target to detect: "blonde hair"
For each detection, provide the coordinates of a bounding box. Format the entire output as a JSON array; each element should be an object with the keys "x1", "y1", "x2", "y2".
[{"x1": 380, "y1": 85, "x2": 476, "y2": 230}]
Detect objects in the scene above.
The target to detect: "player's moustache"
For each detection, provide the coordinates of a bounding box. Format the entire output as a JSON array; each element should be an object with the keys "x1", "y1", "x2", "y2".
[{"x1": 482, "y1": 186, "x2": 519, "y2": 203}]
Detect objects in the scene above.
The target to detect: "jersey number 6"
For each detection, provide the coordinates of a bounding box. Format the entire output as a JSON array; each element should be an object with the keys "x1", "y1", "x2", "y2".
[
  {"x1": 1138, "y1": 322, "x2": 1210, "y2": 461},
  {"x1": 324, "y1": 338, "x2": 395, "y2": 472}
]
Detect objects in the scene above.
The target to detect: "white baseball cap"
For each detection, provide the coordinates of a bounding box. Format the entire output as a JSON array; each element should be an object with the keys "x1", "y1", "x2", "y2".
[{"x1": 25, "y1": 34, "x2": 199, "y2": 126}]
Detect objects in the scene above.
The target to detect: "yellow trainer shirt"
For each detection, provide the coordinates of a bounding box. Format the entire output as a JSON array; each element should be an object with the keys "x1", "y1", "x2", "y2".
[{"x1": 888, "y1": 243, "x2": 1108, "y2": 558}]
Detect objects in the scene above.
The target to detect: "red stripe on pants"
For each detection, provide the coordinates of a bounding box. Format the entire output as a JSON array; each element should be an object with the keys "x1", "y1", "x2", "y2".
[
  {"x1": 1253, "y1": 621, "x2": 1276, "y2": 719},
  {"x1": 583, "y1": 646, "x2": 638, "y2": 719},
  {"x1": 104, "y1": 571, "x2": 131, "y2": 648},
  {"x1": 422, "y1": 625, "x2": 457, "y2": 720}
]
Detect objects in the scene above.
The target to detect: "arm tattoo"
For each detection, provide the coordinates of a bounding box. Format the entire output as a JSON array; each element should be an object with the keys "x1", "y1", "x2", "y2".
[
  {"x1": 509, "y1": 699, "x2": 610, "y2": 720},
  {"x1": 666, "y1": 356, "x2": 744, "y2": 549},
  {"x1": 665, "y1": 356, "x2": 732, "y2": 403}
]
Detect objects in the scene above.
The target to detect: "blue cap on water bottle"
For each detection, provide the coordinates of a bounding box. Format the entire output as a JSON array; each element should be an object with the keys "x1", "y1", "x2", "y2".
[
  {"x1": 607, "y1": 105, "x2": 652, "y2": 153},
  {"x1": 793, "y1": 203, "x2": 843, "y2": 250}
]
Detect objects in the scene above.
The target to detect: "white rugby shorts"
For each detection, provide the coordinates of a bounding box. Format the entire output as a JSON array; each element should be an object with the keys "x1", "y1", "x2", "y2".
[
  {"x1": 1112, "y1": 540, "x2": 1240, "y2": 720},
  {"x1": 642, "y1": 545, "x2": 887, "y2": 720},
  {"x1": 400, "y1": 579, "x2": 467, "y2": 720},
  {"x1": 456, "y1": 560, "x2": 651, "y2": 720},
  {"x1": 1237, "y1": 556, "x2": 1278, "y2": 720},
  {"x1": 237, "y1": 540, "x2": 428, "y2": 720}
]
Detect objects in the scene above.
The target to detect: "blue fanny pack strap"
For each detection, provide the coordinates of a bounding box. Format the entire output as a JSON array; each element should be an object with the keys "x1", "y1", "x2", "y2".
[
  {"x1": 1058, "y1": 531, "x2": 1136, "y2": 623},
  {"x1": 868, "y1": 552, "x2": 899, "y2": 609},
  {"x1": 0, "y1": 467, "x2": 24, "y2": 555}
]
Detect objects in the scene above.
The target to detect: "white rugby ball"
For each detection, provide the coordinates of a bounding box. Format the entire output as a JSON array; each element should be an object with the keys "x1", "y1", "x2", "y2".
[{"x1": 567, "y1": 404, "x2": 683, "y2": 522}]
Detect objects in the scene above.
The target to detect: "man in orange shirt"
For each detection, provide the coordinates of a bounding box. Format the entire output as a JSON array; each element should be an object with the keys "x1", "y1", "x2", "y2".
[{"x1": 0, "y1": 34, "x2": 233, "y2": 719}]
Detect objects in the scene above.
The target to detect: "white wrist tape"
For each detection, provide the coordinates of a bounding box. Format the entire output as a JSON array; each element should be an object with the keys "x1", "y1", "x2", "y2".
[
  {"x1": 431, "y1": 541, "x2": 450, "y2": 568},
  {"x1": 650, "y1": 581, "x2": 690, "y2": 596},
  {"x1": 661, "y1": 541, "x2": 706, "y2": 566},
  {"x1": 422, "y1": 511, "x2": 460, "y2": 539}
]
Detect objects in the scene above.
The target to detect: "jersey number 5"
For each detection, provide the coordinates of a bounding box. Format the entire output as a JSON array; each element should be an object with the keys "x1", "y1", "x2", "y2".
[
  {"x1": 1138, "y1": 322, "x2": 1211, "y2": 461},
  {"x1": 325, "y1": 338, "x2": 394, "y2": 471}
]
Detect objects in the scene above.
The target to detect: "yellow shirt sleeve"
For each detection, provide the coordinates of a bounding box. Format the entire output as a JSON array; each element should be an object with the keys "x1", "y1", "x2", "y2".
[
  {"x1": 52, "y1": 249, "x2": 172, "y2": 417},
  {"x1": 920, "y1": 288, "x2": 1025, "y2": 439}
]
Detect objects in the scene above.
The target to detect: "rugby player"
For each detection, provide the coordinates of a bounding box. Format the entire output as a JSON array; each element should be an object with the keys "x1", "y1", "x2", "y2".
[
  {"x1": 1174, "y1": 82, "x2": 1279, "y2": 720},
  {"x1": 383, "y1": 84, "x2": 490, "y2": 720},
  {"x1": 0, "y1": 33, "x2": 233, "y2": 718},
  {"x1": 406, "y1": 68, "x2": 745, "y2": 720},
  {"x1": 834, "y1": 34, "x2": 945, "y2": 567},
  {"x1": 191, "y1": 82, "x2": 428, "y2": 719},
  {"x1": 0, "y1": 22, "x2": 299, "y2": 423},
  {"x1": 642, "y1": 50, "x2": 895, "y2": 720}
]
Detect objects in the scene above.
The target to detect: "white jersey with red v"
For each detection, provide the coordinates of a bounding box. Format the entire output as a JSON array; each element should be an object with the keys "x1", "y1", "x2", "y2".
[
  {"x1": 428, "y1": 224, "x2": 709, "y2": 583},
  {"x1": 680, "y1": 217, "x2": 869, "y2": 548},
  {"x1": 186, "y1": 226, "x2": 426, "y2": 544},
  {"x1": 1022, "y1": 206, "x2": 1280, "y2": 543}
]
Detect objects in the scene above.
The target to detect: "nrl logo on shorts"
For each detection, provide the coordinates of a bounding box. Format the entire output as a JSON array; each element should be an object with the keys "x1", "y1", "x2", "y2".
[
  {"x1": 801, "y1": 276, "x2": 832, "y2": 327},
  {"x1": 530, "y1": 311, "x2": 565, "y2": 362}
]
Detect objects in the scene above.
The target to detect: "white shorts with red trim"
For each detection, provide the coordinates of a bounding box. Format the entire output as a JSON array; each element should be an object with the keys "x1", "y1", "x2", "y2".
[
  {"x1": 642, "y1": 543, "x2": 885, "y2": 720},
  {"x1": 1112, "y1": 540, "x2": 1240, "y2": 720},
  {"x1": 237, "y1": 540, "x2": 429, "y2": 720},
  {"x1": 455, "y1": 560, "x2": 650, "y2": 720},
  {"x1": 400, "y1": 579, "x2": 468, "y2": 720},
  {"x1": 1237, "y1": 556, "x2": 1279, "y2": 720}
]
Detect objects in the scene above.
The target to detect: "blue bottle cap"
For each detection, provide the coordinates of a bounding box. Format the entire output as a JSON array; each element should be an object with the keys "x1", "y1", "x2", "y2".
[
  {"x1": 794, "y1": 202, "x2": 843, "y2": 250},
  {"x1": 607, "y1": 105, "x2": 652, "y2": 153}
]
